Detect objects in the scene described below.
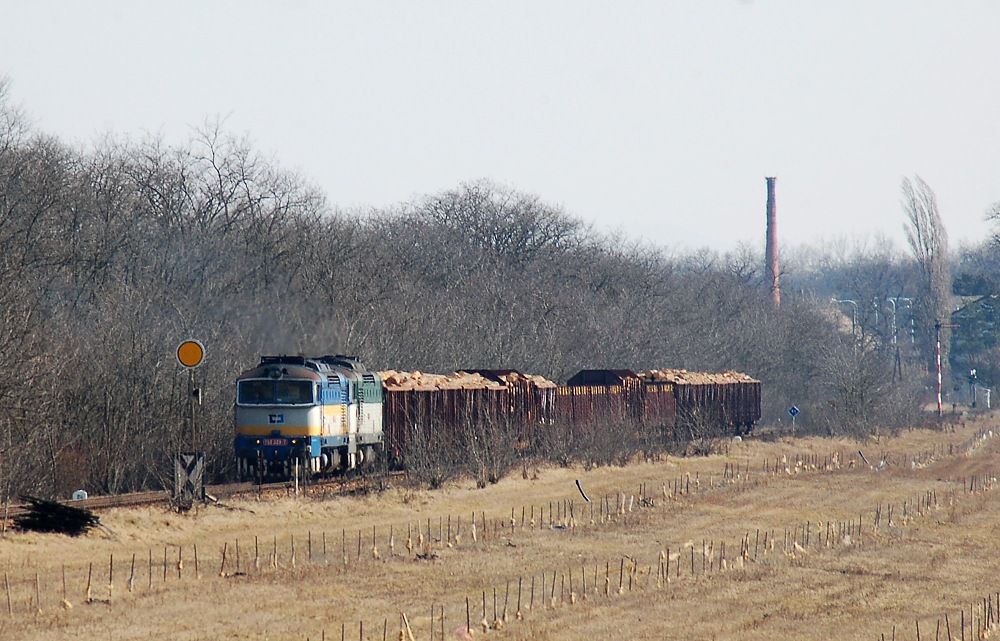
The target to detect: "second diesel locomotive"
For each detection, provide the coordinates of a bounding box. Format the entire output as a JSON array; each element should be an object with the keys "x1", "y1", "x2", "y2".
[{"x1": 234, "y1": 355, "x2": 383, "y2": 478}]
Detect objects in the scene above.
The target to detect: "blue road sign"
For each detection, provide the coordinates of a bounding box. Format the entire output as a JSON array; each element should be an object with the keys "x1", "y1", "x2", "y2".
[{"x1": 788, "y1": 406, "x2": 800, "y2": 418}]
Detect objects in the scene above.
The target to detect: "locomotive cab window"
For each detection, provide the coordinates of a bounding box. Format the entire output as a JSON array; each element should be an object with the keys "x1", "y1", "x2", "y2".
[
  {"x1": 237, "y1": 380, "x2": 272, "y2": 405},
  {"x1": 237, "y1": 379, "x2": 315, "y2": 405},
  {"x1": 275, "y1": 380, "x2": 314, "y2": 404}
]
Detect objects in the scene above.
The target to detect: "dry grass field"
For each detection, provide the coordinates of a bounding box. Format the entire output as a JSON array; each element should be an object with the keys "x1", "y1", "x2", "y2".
[{"x1": 3, "y1": 417, "x2": 1000, "y2": 641}]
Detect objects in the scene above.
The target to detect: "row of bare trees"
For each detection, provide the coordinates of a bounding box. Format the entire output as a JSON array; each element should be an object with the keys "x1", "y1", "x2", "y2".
[{"x1": 0, "y1": 84, "x2": 939, "y2": 498}]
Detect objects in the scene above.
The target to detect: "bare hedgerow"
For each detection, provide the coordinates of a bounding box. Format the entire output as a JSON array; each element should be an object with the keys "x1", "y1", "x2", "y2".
[
  {"x1": 460, "y1": 414, "x2": 519, "y2": 488},
  {"x1": 397, "y1": 416, "x2": 463, "y2": 490}
]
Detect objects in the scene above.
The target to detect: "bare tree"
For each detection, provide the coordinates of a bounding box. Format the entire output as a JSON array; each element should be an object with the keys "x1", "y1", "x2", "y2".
[{"x1": 902, "y1": 175, "x2": 951, "y2": 381}]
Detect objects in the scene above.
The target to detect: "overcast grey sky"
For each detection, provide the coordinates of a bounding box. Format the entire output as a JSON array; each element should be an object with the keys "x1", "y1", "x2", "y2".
[{"x1": 2, "y1": 1, "x2": 998, "y2": 251}]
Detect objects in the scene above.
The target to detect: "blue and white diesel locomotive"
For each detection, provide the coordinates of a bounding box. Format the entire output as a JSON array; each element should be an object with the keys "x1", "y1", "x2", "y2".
[{"x1": 234, "y1": 355, "x2": 383, "y2": 478}]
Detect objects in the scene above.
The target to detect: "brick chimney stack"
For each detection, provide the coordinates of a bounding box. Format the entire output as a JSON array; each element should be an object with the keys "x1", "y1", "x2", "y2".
[{"x1": 765, "y1": 177, "x2": 780, "y2": 309}]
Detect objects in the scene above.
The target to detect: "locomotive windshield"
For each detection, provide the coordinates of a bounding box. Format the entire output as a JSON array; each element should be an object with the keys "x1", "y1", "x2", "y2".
[{"x1": 237, "y1": 379, "x2": 314, "y2": 405}]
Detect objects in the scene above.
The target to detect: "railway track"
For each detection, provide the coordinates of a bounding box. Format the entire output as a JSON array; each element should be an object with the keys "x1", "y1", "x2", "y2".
[{"x1": 1, "y1": 472, "x2": 404, "y2": 522}]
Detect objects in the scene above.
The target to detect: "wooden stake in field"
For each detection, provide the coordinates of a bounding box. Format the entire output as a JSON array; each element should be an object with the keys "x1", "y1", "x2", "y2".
[
  {"x1": 516, "y1": 576, "x2": 523, "y2": 619},
  {"x1": 4, "y1": 571, "x2": 11, "y2": 618},
  {"x1": 400, "y1": 612, "x2": 416, "y2": 641}
]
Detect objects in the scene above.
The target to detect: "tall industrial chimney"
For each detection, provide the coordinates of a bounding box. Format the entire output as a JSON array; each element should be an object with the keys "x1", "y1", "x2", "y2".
[{"x1": 765, "y1": 177, "x2": 780, "y2": 309}]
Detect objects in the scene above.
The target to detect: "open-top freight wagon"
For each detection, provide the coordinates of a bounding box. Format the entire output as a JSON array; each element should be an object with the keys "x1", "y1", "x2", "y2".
[
  {"x1": 638, "y1": 369, "x2": 761, "y2": 436},
  {"x1": 234, "y1": 356, "x2": 761, "y2": 477},
  {"x1": 556, "y1": 368, "x2": 760, "y2": 440},
  {"x1": 380, "y1": 368, "x2": 557, "y2": 466},
  {"x1": 557, "y1": 369, "x2": 678, "y2": 431},
  {"x1": 379, "y1": 370, "x2": 508, "y2": 465}
]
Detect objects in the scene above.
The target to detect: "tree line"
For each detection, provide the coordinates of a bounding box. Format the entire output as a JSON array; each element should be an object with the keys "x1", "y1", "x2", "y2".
[{"x1": 0, "y1": 81, "x2": 984, "y2": 499}]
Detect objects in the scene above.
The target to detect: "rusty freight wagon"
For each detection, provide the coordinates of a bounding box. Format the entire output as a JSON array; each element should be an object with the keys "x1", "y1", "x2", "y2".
[
  {"x1": 379, "y1": 371, "x2": 509, "y2": 464},
  {"x1": 557, "y1": 370, "x2": 645, "y2": 430},
  {"x1": 460, "y1": 369, "x2": 557, "y2": 441},
  {"x1": 558, "y1": 369, "x2": 677, "y2": 435},
  {"x1": 639, "y1": 369, "x2": 761, "y2": 437}
]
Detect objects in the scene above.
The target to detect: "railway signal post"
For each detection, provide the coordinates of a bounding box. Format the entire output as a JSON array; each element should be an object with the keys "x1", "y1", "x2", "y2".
[{"x1": 175, "y1": 339, "x2": 206, "y2": 507}]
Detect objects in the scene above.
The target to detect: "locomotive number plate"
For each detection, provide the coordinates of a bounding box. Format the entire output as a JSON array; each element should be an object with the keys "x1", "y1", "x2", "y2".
[{"x1": 262, "y1": 438, "x2": 287, "y2": 446}]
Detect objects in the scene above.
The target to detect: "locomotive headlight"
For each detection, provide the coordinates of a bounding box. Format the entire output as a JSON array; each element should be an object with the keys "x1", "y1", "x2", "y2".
[
  {"x1": 255, "y1": 439, "x2": 261, "y2": 445},
  {"x1": 291, "y1": 439, "x2": 297, "y2": 445}
]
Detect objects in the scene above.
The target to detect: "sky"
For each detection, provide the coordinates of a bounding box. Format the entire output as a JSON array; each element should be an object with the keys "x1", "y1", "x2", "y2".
[{"x1": 1, "y1": 1, "x2": 998, "y2": 251}]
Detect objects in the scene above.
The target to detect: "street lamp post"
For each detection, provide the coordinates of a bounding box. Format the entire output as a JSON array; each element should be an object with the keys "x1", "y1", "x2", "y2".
[
  {"x1": 886, "y1": 298, "x2": 898, "y2": 345},
  {"x1": 892, "y1": 297, "x2": 915, "y2": 345},
  {"x1": 832, "y1": 299, "x2": 859, "y2": 337}
]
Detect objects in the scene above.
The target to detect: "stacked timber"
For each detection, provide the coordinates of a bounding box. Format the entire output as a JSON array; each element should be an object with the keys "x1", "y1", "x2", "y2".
[
  {"x1": 638, "y1": 369, "x2": 760, "y2": 385},
  {"x1": 494, "y1": 371, "x2": 557, "y2": 389},
  {"x1": 379, "y1": 370, "x2": 507, "y2": 391}
]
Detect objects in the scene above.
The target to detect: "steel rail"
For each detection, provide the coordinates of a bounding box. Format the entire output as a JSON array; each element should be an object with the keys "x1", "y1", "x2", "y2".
[{"x1": 1, "y1": 472, "x2": 405, "y2": 521}]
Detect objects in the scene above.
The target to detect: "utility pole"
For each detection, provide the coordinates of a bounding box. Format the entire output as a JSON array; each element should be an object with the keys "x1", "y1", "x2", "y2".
[
  {"x1": 935, "y1": 320, "x2": 942, "y2": 417},
  {"x1": 935, "y1": 320, "x2": 959, "y2": 417}
]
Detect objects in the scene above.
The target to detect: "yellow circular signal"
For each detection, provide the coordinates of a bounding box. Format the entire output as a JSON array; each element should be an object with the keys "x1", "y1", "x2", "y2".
[{"x1": 176, "y1": 340, "x2": 205, "y2": 368}]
